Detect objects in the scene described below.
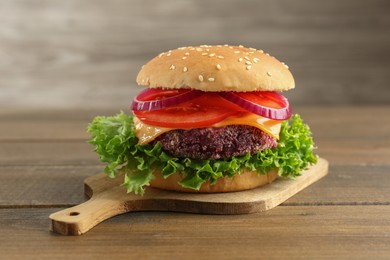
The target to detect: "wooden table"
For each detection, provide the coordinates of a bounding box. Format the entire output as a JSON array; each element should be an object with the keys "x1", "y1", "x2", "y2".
[{"x1": 1, "y1": 106, "x2": 390, "y2": 259}]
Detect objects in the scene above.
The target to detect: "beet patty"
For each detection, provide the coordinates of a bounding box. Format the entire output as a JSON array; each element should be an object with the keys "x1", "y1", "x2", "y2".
[{"x1": 153, "y1": 125, "x2": 277, "y2": 159}]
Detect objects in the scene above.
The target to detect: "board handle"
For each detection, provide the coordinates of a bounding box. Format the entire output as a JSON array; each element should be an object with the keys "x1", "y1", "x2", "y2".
[{"x1": 49, "y1": 195, "x2": 129, "y2": 236}]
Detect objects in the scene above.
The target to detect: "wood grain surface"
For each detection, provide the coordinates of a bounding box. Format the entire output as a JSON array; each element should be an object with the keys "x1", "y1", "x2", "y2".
[
  {"x1": 1, "y1": 106, "x2": 390, "y2": 258},
  {"x1": 1, "y1": 0, "x2": 390, "y2": 110},
  {"x1": 2, "y1": 206, "x2": 390, "y2": 259},
  {"x1": 1, "y1": 0, "x2": 390, "y2": 257}
]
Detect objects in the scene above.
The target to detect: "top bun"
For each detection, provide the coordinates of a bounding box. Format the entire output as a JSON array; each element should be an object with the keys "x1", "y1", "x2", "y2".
[{"x1": 137, "y1": 45, "x2": 294, "y2": 92}]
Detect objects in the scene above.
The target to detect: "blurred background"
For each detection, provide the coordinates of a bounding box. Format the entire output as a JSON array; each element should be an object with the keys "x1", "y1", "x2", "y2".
[{"x1": 1, "y1": 0, "x2": 389, "y2": 112}]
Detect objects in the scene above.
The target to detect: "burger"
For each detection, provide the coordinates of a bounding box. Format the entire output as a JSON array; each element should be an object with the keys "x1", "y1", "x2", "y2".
[{"x1": 88, "y1": 45, "x2": 317, "y2": 195}]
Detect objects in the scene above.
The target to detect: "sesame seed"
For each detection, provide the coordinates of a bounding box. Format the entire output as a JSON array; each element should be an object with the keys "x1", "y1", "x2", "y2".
[
  {"x1": 185, "y1": 52, "x2": 190, "y2": 56},
  {"x1": 209, "y1": 53, "x2": 215, "y2": 57},
  {"x1": 167, "y1": 53, "x2": 171, "y2": 56},
  {"x1": 183, "y1": 67, "x2": 188, "y2": 72},
  {"x1": 245, "y1": 61, "x2": 252, "y2": 65},
  {"x1": 238, "y1": 58, "x2": 243, "y2": 62},
  {"x1": 244, "y1": 56, "x2": 250, "y2": 61},
  {"x1": 229, "y1": 46, "x2": 234, "y2": 49},
  {"x1": 248, "y1": 51, "x2": 255, "y2": 54},
  {"x1": 253, "y1": 58, "x2": 260, "y2": 63},
  {"x1": 196, "y1": 48, "x2": 203, "y2": 51},
  {"x1": 224, "y1": 44, "x2": 228, "y2": 46},
  {"x1": 281, "y1": 62, "x2": 289, "y2": 69},
  {"x1": 216, "y1": 64, "x2": 222, "y2": 70},
  {"x1": 234, "y1": 51, "x2": 240, "y2": 54},
  {"x1": 249, "y1": 47, "x2": 256, "y2": 51},
  {"x1": 182, "y1": 57, "x2": 187, "y2": 60},
  {"x1": 178, "y1": 47, "x2": 186, "y2": 50},
  {"x1": 202, "y1": 53, "x2": 208, "y2": 56},
  {"x1": 267, "y1": 72, "x2": 272, "y2": 76},
  {"x1": 265, "y1": 53, "x2": 270, "y2": 56},
  {"x1": 169, "y1": 65, "x2": 176, "y2": 70},
  {"x1": 208, "y1": 77, "x2": 215, "y2": 82},
  {"x1": 158, "y1": 53, "x2": 164, "y2": 58},
  {"x1": 198, "y1": 75, "x2": 204, "y2": 82},
  {"x1": 246, "y1": 65, "x2": 252, "y2": 70},
  {"x1": 258, "y1": 49, "x2": 264, "y2": 53},
  {"x1": 238, "y1": 45, "x2": 244, "y2": 48},
  {"x1": 217, "y1": 55, "x2": 224, "y2": 59},
  {"x1": 200, "y1": 45, "x2": 208, "y2": 47}
]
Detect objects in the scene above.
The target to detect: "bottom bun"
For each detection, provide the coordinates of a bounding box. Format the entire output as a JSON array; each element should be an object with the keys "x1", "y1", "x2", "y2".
[{"x1": 150, "y1": 168, "x2": 278, "y2": 193}]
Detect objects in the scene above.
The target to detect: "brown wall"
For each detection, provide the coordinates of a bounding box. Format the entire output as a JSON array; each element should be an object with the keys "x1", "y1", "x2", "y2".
[{"x1": 1, "y1": 0, "x2": 389, "y2": 110}]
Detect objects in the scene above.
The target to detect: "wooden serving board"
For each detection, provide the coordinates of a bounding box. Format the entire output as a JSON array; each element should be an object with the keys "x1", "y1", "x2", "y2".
[{"x1": 50, "y1": 157, "x2": 328, "y2": 236}]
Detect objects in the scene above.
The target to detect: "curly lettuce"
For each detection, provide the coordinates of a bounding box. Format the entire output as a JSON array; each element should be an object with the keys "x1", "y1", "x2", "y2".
[{"x1": 87, "y1": 112, "x2": 317, "y2": 195}]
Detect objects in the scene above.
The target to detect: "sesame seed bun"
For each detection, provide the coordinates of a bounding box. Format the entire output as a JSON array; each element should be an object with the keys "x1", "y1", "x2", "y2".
[
  {"x1": 137, "y1": 45, "x2": 294, "y2": 92},
  {"x1": 149, "y1": 168, "x2": 278, "y2": 193}
]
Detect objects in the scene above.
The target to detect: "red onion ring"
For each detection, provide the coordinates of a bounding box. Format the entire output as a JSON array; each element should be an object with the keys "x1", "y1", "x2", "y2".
[
  {"x1": 131, "y1": 89, "x2": 203, "y2": 112},
  {"x1": 218, "y1": 92, "x2": 291, "y2": 120}
]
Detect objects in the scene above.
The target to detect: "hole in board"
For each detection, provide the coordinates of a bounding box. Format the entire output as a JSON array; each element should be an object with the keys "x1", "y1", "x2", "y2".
[{"x1": 69, "y1": 212, "x2": 80, "y2": 216}]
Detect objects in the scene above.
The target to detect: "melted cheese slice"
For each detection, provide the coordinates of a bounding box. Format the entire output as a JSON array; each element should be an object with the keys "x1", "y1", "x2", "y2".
[
  {"x1": 213, "y1": 113, "x2": 281, "y2": 139},
  {"x1": 134, "y1": 113, "x2": 281, "y2": 144}
]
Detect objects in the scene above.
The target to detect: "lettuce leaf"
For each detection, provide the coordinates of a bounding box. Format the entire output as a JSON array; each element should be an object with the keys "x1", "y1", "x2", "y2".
[{"x1": 87, "y1": 112, "x2": 317, "y2": 195}]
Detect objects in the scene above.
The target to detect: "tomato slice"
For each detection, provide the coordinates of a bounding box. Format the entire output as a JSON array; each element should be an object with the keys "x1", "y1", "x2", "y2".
[
  {"x1": 133, "y1": 93, "x2": 244, "y2": 128},
  {"x1": 138, "y1": 89, "x2": 191, "y2": 101},
  {"x1": 132, "y1": 89, "x2": 290, "y2": 128},
  {"x1": 235, "y1": 91, "x2": 288, "y2": 109}
]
